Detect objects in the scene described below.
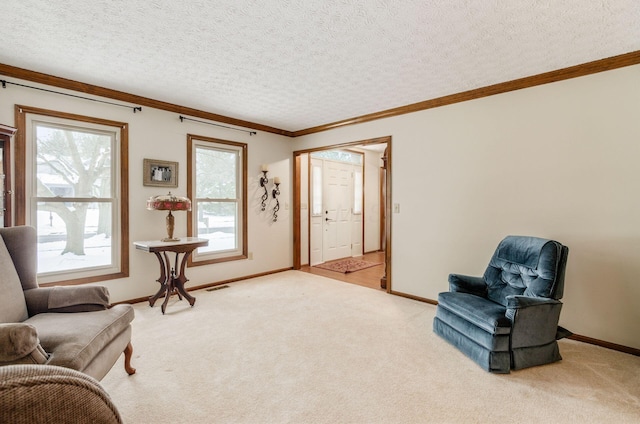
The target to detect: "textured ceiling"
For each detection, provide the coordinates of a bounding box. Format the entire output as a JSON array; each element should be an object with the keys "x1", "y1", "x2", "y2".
[{"x1": 1, "y1": 1, "x2": 639, "y2": 132}]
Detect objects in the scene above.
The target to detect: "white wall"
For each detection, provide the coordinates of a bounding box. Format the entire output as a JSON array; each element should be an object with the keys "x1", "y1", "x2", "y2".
[
  {"x1": 295, "y1": 65, "x2": 640, "y2": 350},
  {"x1": 0, "y1": 75, "x2": 293, "y2": 303}
]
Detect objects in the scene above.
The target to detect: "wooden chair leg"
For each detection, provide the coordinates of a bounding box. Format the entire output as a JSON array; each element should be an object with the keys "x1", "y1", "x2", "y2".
[{"x1": 123, "y1": 342, "x2": 136, "y2": 375}]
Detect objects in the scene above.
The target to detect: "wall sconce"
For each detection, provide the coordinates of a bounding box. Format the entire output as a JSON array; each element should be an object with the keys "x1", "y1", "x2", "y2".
[
  {"x1": 272, "y1": 177, "x2": 281, "y2": 222},
  {"x1": 146, "y1": 192, "x2": 192, "y2": 241},
  {"x1": 259, "y1": 164, "x2": 269, "y2": 211}
]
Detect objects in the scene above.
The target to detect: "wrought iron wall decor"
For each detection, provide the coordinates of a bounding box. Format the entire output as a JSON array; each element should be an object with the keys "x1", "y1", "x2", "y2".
[
  {"x1": 258, "y1": 165, "x2": 282, "y2": 221},
  {"x1": 272, "y1": 177, "x2": 281, "y2": 222},
  {"x1": 259, "y1": 164, "x2": 269, "y2": 211}
]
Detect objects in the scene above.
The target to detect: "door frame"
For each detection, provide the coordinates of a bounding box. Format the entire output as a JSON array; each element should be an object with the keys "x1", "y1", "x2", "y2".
[
  {"x1": 293, "y1": 135, "x2": 392, "y2": 292},
  {"x1": 0, "y1": 124, "x2": 17, "y2": 227}
]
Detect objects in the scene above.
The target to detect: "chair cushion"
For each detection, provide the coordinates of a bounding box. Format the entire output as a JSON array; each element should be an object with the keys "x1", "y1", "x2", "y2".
[
  {"x1": 433, "y1": 317, "x2": 511, "y2": 372},
  {"x1": 495, "y1": 236, "x2": 549, "y2": 268},
  {"x1": 434, "y1": 307, "x2": 511, "y2": 351},
  {"x1": 23, "y1": 304, "x2": 134, "y2": 373},
  {"x1": 0, "y1": 237, "x2": 29, "y2": 323},
  {"x1": 437, "y1": 292, "x2": 511, "y2": 335},
  {"x1": 483, "y1": 236, "x2": 564, "y2": 306}
]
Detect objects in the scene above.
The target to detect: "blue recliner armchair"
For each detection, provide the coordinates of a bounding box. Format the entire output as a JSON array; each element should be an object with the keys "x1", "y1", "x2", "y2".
[{"x1": 433, "y1": 236, "x2": 569, "y2": 373}]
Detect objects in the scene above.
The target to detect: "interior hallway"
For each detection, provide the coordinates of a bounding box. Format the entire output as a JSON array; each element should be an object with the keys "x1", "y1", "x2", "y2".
[{"x1": 300, "y1": 251, "x2": 386, "y2": 291}]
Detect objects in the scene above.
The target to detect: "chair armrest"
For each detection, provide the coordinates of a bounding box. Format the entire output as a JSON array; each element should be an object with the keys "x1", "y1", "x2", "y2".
[
  {"x1": 505, "y1": 295, "x2": 561, "y2": 310},
  {"x1": 24, "y1": 286, "x2": 110, "y2": 316},
  {"x1": 0, "y1": 323, "x2": 49, "y2": 364},
  {"x1": 0, "y1": 364, "x2": 122, "y2": 423},
  {"x1": 448, "y1": 274, "x2": 487, "y2": 296},
  {"x1": 505, "y1": 295, "x2": 563, "y2": 348}
]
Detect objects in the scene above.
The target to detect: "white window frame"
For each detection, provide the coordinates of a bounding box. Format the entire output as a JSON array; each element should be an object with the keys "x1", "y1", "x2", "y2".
[
  {"x1": 311, "y1": 163, "x2": 323, "y2": 217},
  {"x1": 17, "y1": 106, "x2": 128, "y2": 285},
  {"x1": 353, "y1": 169, "x2": 363, "y2": 215},
  {"x1": 187, "y1": 134, "x2": 247, "y2": 265}
]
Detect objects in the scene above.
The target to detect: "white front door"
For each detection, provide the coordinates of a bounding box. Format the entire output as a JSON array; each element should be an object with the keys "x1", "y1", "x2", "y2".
[{"x1": 323, "y1": 160, "x2": 352, "y2": 262}]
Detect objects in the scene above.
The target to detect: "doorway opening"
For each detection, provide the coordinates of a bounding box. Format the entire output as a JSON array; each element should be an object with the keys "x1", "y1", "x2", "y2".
[{"x1": 293, "y1": 136, "x2": 391, "y2": 292}]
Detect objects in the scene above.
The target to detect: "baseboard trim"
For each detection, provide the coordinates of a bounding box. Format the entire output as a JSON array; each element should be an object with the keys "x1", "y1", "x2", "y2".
[
  {"x1": 568, "y1": 334, "x2": 640, "y2": 357},
  {"x1": 188, "y1": 267, "x2": 294, "y2": 292},
  {"x1": 389, "y1": 290, "x2": 640, "y2": 357},
  {"x1": 114, "y1": 267, "x2": 294, "y2": 306},
  {"x1": 389, "y1": 290, "x2": 438, "y2": 306}
]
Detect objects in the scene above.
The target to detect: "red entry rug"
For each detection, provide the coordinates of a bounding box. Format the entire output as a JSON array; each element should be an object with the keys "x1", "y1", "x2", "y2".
[{"x1": 315, "y1": 258, "x2": 383, "y2": 274}]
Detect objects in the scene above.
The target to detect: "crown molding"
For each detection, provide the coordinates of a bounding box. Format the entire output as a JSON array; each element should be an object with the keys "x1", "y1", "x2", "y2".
[
  {"x1": 0, "y1": 63, "x2": 294, "y2": 137},
  {"x1": 292, "y1": 50, "x2": 640, "y2": 137},
  {"x1": 2, "y1": 50, "x2": 639, "y2": 139}
]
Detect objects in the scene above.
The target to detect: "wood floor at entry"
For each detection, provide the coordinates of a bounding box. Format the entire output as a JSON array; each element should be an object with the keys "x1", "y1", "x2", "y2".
[{"x1": 301, "y1": 251, "x2": 385, "y2": 291}]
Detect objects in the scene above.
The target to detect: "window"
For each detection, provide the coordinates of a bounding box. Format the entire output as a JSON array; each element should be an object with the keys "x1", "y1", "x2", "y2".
[
  {"x1": 353, "y1": 169, "x2": 363, "y2": 215},
  {"x1": 16, "y1": 106, "x2": 128, "y2": 284},
  {"x1": 311, "y1": 164, "x2": 322, "y2": 216},
  {"x1": 187, "y1": 134, "x2": 247, "y2": 264},
  {"x1": 311, "y1": 150, "x2": 362, "y2": 165}
]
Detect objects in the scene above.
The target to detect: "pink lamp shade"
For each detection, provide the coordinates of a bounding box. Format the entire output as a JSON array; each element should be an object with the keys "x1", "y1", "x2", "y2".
[
  {"x1": 146, "y1": 192, "x2": 191, "y2": 211},
  {"x1": 146, "y1": 192, "x2": 191, "y2": 241}
]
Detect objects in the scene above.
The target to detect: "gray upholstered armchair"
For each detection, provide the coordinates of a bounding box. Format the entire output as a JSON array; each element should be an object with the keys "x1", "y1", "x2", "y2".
[
  {"x1": 0, "y1": 226, "x2": 135, "y2": 380},
  {"x1": 0, "y1": 364, "x2": 122, "y2": 423},
  {"x1": 433, "y1": 236, "x2": 569, "y2": 373}
]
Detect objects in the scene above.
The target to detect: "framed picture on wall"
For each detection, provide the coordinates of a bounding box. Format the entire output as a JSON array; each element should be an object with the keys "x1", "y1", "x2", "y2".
[{"x1": 143, "y1": 158, "x2": 178, "y2": 188}]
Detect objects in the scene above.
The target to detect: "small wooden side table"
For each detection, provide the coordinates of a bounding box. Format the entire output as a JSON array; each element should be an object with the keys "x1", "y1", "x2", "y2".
[{"x1": 134, "y1": 237, "x2": 208, "y2": 314}]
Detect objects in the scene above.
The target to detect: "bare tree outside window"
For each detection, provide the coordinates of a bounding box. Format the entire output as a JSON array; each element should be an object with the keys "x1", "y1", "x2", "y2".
[
  {"x1": 187, "y1": 135, "x2": 247, "y2": 265},
  {"x1": 17, "y1": 105, "x2": 128, "y2": 285},
  {"x1": 36, "y1": 124, "x2": 113, "y2": 257}
]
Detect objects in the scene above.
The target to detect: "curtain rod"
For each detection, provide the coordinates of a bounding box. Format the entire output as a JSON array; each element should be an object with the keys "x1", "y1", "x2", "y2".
[
  {"x1": 0, "y1": 79, "x2": 142, "y2": 113},
  {"x1": 179, "y1": 115, "x2": 256, "y2": 136}
]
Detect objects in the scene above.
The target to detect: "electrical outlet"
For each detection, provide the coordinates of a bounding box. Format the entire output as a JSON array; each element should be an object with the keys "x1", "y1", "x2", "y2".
[
  {"x1": 248, "y1": 252, "x2": 253, "y2": 260},
  {"x1": 393, "y1": 203, "x2": 400, "y2": 213}
]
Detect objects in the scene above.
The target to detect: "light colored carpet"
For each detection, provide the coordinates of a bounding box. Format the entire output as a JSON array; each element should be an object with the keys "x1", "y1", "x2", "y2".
[{"x1": 102, "y1": 271, "x2": 640, "y2": 423}]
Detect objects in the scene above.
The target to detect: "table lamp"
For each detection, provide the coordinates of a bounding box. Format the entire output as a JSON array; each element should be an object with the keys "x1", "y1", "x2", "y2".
[{"x1": 146, "y1": 192, "x2": 192, "y2": 241}]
